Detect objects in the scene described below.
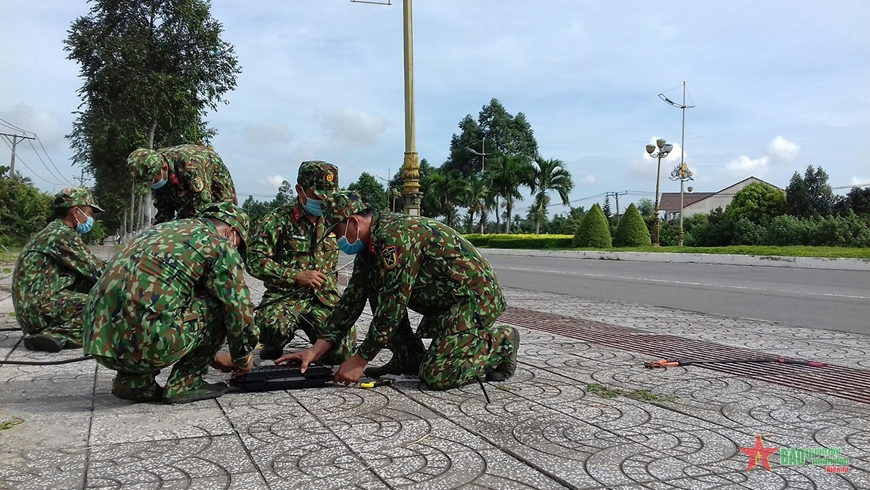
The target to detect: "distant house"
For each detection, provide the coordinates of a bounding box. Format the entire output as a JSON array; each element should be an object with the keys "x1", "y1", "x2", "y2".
[{"x1": 659, "y1": 176, "x2": 782, "y2": 219}]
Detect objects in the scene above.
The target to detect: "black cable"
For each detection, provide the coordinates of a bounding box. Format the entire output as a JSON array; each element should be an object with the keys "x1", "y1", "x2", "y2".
[
  {"x1": 0, "y1": 328, "x2": 21, "y2": 332},
  {"x1": 475, "y1": 375, "x2": 491, "y2": 404},
  {"x1": 0, "y1": 355, "x2": 93, "y2": 365}
]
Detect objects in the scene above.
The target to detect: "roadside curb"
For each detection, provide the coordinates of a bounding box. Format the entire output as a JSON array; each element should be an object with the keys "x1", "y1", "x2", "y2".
[{"x1": 481, "y1": 248, "x2": 870, "y2": 271}]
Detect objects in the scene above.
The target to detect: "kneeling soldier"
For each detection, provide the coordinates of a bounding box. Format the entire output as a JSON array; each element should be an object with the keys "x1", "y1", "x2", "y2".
[{"x1": 84, "y1": 202, "x2": 258, "y2": 403}]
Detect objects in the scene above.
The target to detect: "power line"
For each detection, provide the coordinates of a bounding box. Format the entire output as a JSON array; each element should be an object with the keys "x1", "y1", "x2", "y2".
[
  {"x1": 26, "y1": 139, "x2": 72, "y2": 186},
  {"x1": 0, "y1": 116, "x2": 73, "y2": 186},
  {"x1": 0, "y1": 137, "x2": 63, "y2": 186}
]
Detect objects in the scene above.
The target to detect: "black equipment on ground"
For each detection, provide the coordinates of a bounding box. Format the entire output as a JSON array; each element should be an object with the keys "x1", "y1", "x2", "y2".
[{"x1": 229, "y1": 364, "x2": 333, "y2": 392}]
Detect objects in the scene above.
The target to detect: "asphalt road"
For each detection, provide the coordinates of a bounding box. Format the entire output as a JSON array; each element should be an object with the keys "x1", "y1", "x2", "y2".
[{"x1": 482, "y1": 252, "x2": 870, "y2": 336}]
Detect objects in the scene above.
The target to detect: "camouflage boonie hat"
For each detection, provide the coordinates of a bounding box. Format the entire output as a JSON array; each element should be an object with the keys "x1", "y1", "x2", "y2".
[
  {"x1": 54, "y1": 186, "x2": 104, "y2": 213},
  {"x1": 126, "y1": 148, "x2": 164, "y2": 184},
  {"x1": 322, "y1": 190, "x2": 370, "y2": 231},
  {"x1": 200, "y1": 202, "x2": 251, "y2": 254},
  {"x1": 297, "y1": 161, "x2": 339, "y2": 199}
]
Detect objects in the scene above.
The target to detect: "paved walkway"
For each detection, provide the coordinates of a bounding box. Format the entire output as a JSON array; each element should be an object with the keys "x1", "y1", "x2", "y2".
[{"x1": 1, "y1": 247, "x2": 868, "y2": 489}]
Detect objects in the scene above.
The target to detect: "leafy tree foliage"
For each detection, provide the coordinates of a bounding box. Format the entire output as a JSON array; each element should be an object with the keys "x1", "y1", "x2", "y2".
[
  {"x1": 602, "y1": 196, "x2": 612, "y2": 219},
  {"x1": 348, "y1": 173, "x2": 388, "y2": 211},
  {"x1": 425, "y1": 170, "x2": 467, "y2": 228},
  {"x1": 724, "y1": 182, "x2": 786, "y2": 225},
  {"x1": 65, "y1": 0, "x2": 241, "y2": 233},
  {"x1": 785, "y1": 165, "x2": 836, "y2": 218},
  {"x1": 529, "y1": 157, "x2": 573, "y2": 234},
  {"x1": 487, "y1": 154, "x2": 534, "y2": 233},
  {"x1": 613, "y1": 203, "x2": 651, "y2": 247},
  {"x1": 389, "y1": 158, "x2": 435, "y2": 215},
  {"x1": 573, "y1": 203, "x2": 611, "y2": 248},
  {"x1": 836, "y1": 186, "x2": 870, "y2": 217},
  {"x1": 0, "y1": 178, "x2": 53, "y2": 246},
  {"x1": 464, "y1": 174, "x2": 488, "y2": 234},
  {"x1": 442, "y1": 99, "x2": 538, "y2": 178},
  {"x1": 241, "y1": 181, "x2": 296, "y2": 225},
  {"x1": 636, "y1": 198, "x2": 654, "y2": 218}
]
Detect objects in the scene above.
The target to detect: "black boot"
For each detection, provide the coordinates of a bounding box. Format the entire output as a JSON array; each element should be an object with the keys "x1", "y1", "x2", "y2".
[
  {"x1": 486, "y1": 327, "x2": 520, "y2": 382},
  {"x1": 259, "y1": 345, "x2": 284, "y2": 361},
  {"x1": 364, "y1": 353, "x2": 422, "y2": 378},
  {"x1": 23, "y1": 334, "x2": 64, "y2": 353}
]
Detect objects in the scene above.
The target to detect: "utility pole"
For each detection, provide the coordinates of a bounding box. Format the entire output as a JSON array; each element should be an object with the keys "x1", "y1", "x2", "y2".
[
  {"x1": 0, "y1": 132, "x2": 36, "y2": 178},
  {"x1": 73, "y1": 168, "x2": 89, "y2": 186}
]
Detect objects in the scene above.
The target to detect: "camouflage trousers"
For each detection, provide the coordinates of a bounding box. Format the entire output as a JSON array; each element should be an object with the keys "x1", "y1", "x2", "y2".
[
  {"x1": 23, "y1": 290, "x2": 88, "y2": 348},
  {"x1": 92, "y1": 294, "x2": 227, "y2": 399},
  {"x1": 413, "y1": 299, "x2": 515, "y2": 390},
  {"x1": 256, "y1": 292, "x2": 356, "y2": 365}
]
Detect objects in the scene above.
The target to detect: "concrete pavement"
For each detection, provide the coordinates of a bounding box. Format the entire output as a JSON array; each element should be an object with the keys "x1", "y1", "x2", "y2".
[{"x1": 1, "y1": 246, "x2": 869, "y2": 489}]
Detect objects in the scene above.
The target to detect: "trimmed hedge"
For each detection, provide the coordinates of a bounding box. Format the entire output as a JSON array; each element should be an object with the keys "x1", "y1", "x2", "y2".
[
  {"x1": 573, "y1": 203, "x2": 611, "y2": 248},
  {"x1": 613, "y1": 203, "x2": 651, "y2": 247},
  {"x1": 465, "y1": 234, "x2": 574, "y2": 249}
]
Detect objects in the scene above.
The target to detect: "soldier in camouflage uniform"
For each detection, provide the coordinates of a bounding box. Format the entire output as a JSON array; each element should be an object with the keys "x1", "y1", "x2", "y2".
[
  {"x1": 277, "y1": 191, "x2": 519, "y2": 390},
  {"x1": 247, "y1": 161, "x2": 357, "y2": 364},
  {"x1": 12, "y1": 187, "x2": 106, "y2": 352},
  {"x1": 127, "y1": 144, "x2": 238, "y2": 224},
  {"x1": 83, "y1": 202, "x2": 258, "y2": 404}
]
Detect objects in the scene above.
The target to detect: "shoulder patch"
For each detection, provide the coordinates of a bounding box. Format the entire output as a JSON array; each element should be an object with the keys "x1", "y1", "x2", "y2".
[
  {"x1": 191, "y1": 177, "x2": 205, "y2": 193},
  {"x1": 381, "y1": 245, "x2": 399, "y2": 270}
]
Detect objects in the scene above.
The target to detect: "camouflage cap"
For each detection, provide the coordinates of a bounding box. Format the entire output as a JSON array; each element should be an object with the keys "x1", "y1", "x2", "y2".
[
  {"x1": 54, "y1": 186, "x2": 104, "y2": 213},
  {"x1": 322, "y1": 190, "x2": 370, "y2": 231},
  {"x1": 297, "y1": 161, "x2": 339, "y2": 199},
  {"x1": 126, "y1": 148, "x2": 164, "y2": 184},
  {"x1": 199, "y1": 202, "x2": 251, "y2": 252}
]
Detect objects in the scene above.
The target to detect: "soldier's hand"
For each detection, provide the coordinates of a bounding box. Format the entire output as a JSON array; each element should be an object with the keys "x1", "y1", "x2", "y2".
[
  {"x1": 295, "y1": 270, "x2": 328, "y2": 289},
  {"x1": 210, "y1": 352, "x2": 235, "y2": 373},
  {"x1": 232, "y1": 354, "x2": 254, "y2": 374},
  {"x1": 275, "y1": 348, "x2": 318, "y2": 373},
  {"x1": 334, "y1": 354, "x2": 368, "y2": 386}
]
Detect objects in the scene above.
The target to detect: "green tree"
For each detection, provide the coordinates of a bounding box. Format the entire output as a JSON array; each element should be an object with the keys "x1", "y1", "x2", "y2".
[
  {"x1": 425, "y1": 169, "x2": 466, "y2": 228},
  {"x1": 241, "y1": 195, "x2": 272, "y2": 225},
  {"x1": 637, "y1": 198, "x2": 654, "y2": 218},
  {"x1": 348, "y1": 172, "x2": 388, "y2": 211},
  {"x1": 0, "y1": 178, "x2": 53, "y2": 246},
  {"x1": 602, "y1": 196, "x2": 612, "y2": 220},
  {"x1": 613, "y1": 203, "x2": 651, "y2": 247},
  {"x1": 442, "y1": 99, "x2": 538, "y2": 178},
  {"x1": 390, "y1": 158, "x2": 434, "y2": 215},
  {"x1": 725, "y1": 182, "x2": 786, "y2": 225},
  {"x1": 272, "y1": 180, "x2": 296, "y2": 208},
  {"x1": 65, "y1": 0, "x2": 241, "y2": 233},
  {"x1": 573, "y1": 203, "x2": 611, "y2": 248},
  {"x1": 785, "y1": 165, "x2": 835, "y2": 218},
  {"x1": 488, "y1": 154, "x2": 534, "y2": 233},
  {"x1": 463, "y1": 173, "x2": 489, "y2": 234},
  {"x1": 837, "y1": 186, "x2": 870, "y2": 217},
  {"x1": 529, "y1": 157, "x2": 574, "y2": 234}
]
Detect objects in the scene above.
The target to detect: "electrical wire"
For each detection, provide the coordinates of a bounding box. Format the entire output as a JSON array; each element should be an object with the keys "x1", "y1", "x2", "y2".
[{"x1": 0, "y1": 137, "x2": 64, "y2": 186}]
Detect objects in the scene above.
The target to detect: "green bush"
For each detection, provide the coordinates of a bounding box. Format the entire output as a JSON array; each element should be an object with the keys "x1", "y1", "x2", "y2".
[
  {"x1": 573, "y1": 203, "x2": 611, "y2": 248},
  {"x1": 0, "y1": 178, "x2": 53, "y2": 246},
  {"x1": 613, "y1": 203, "x2": 650, "y2": 247},
  {"x1": 464, "y1": 234, "x2": 573, "y2": 249}
]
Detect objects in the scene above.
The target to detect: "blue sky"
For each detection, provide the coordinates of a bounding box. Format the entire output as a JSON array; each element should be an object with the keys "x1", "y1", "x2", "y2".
[{"x1": 2, "y1": 1, "x2": 868, "y2": 216}]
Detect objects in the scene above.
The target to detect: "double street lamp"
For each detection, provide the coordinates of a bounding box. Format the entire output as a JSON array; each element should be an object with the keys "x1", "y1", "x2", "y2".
[
  {"x1": 669, "y1": 161, "x2": 694, "y2": 246},
  {"x1": 645, "y1": 138, "x2": 673, "y2": 247}
]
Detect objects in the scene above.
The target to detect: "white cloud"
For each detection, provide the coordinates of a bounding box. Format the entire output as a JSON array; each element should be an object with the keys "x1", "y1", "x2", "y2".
[
  {"x1": 288, "y1": 141, "x2": 319, "y2": 165},
  {"x1": 726, "y1": 155, "x2": 769, "y2": 176},
  {"x1": 851, "y1": 176, "x2": 870, "y2": 187},
  {"x1": 263, "y1": 175, "x2": 286, "y2": 190},
  {"x1": 767, "y1": 136, "x2": 799, "y2": 163},
  {"x1": 319, "y1": 108, "x2": 387, "y2": 146},
  {"x1": 580, "y1": 174, "x2": 596, "y2": 185},
  {"x1": 245, "y1": 122, "x2": 295, "y2": 146}
]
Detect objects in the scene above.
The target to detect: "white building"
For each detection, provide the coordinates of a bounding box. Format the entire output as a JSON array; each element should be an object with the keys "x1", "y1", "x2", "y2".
[{"x1": 659, "y1": 176, "x2": 782, "y2": 219}]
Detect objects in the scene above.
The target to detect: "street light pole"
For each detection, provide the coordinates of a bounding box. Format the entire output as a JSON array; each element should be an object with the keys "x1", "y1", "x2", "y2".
[
  {"x1": 465, "y1": 135, "x2": 487, "y2": 173},
  {"x1": 400, "y1": 0, "x2": 421, "y2": 216},
  {"x1": 659, "y1": 82, "x2": 695, "y2": 245},
  {"x1": 646, "y1": 138, "x2": 673, "y2": 247}
]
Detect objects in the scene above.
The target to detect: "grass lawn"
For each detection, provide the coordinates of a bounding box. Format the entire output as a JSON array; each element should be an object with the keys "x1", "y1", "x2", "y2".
[{"x1": 570, "y1": 245, "x2": 870, "y2": 259}]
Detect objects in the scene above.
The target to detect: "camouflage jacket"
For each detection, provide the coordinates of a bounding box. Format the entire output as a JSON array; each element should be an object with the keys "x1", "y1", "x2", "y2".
[
  {"x1": 321, "y1": 212, "x2": 505, "y2": 360},
  {"x1": 83, "y1": 219, "x2": 257, "y2": 364},
  {"x1": 12, "y1": 219, "x2": 106, "y2": 329},
  {"x1": 154, "y1": 145, "x2": 238, "y2": 223},
  {"x1": 246, "y1": 203, "x2": 340, "y2": 306}
]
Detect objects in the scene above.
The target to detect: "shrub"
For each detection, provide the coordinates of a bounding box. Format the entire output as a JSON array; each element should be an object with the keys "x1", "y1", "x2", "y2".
[
  {"x1": 613, "y1": 203, "x2": 650, "y2": 247},
  {"x1": 464, "y1": 234, "x2": 574, "y2": 249},
  {"x1": 573, "y1": 203, "x2": 611, "y2": 248}
]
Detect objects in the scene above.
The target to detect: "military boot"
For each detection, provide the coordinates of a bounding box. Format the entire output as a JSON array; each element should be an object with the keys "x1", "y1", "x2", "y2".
[
  {"x1": 163, "y1": 382, "x2": 228, "y2": 405},
  {"x1": 112, "y1": 384, "x2": 163, "y2": 403},
  {"x1": 486, "y1": 327, "x2": 519, "y2": 382},
  {"x1": 23, "y1": 334, "x2": 64, "y2": 353},
  {"x1": 259, "y1": 345, "x2": 284, "y2": 361},
  {"x1": 364, "y1": 351, "x2": 423, "y2": 378}
]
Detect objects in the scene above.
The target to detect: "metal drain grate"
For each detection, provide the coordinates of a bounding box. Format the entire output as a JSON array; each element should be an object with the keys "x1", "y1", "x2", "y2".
[{"x1": 501, "y1": 307, "x2": 870, "y2": 405}]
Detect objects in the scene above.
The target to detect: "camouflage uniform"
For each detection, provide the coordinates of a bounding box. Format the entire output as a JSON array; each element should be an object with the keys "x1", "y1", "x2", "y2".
[
  {"x1": 321, "y1": 192, "x2": 518, "y2": 390},
  {"x1": 83, "y1": 203, "x2": 258, "y2": 401},
  {"x1": 246, "y1": 161, "x2": 356, "y2": 363},
  {"x1": 127, "y1": 144, "x2": 238, "y2": 224},
  {"x1": 11, "y1": 187, "x2": 106, "y2": 348}
]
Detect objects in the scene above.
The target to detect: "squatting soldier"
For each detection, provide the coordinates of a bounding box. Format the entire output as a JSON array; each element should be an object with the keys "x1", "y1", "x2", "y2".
[
  {"x1": 83, "y1": 202, "x2": 258, "y2": 404},
  {"x1": 246, "y1": 161, "x2": 357, "y2": 363},
  {"x1": 127, "y1": 144, "x2": 238, "y2": 224},
  {"x1": 277, "y1": 191, "x2": 520, "y2": 390},
  {"x1": 12, "y1": 187, "x2": 106, "y2": 352}
]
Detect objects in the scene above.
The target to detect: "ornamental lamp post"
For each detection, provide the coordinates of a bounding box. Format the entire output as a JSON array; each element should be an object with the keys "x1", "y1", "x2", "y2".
[
  {"x1": 646, "y1": 138, "x2": 673, "y2": 246},
  {"x1": 669, "y1": 161, "x2": 694, "y2": 246}
]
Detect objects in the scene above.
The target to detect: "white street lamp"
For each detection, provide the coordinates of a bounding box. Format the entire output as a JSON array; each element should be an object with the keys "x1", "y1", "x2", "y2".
[{"x1": 466, "y1": 136, "x2": 487, "y2": 173}]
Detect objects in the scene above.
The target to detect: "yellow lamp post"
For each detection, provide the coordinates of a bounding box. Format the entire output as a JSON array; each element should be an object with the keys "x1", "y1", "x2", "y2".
[{"x1": 645, "y1": 138, "x2": 673, "y2": 246}]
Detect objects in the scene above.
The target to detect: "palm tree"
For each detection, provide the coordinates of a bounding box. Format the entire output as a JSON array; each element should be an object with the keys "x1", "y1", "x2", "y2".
[
  {"x1": 426, "y1": 170, "x2": 467, "y2": 228},
  {"x1": 530, "y1": 157, "x2": 574, "y2": 234},
  {"x1": 464, "y1": 173, "x2": 488, "y2": 234},
  {"x1": 489, "y1": 155, "x2": 534, "y2": 234}
]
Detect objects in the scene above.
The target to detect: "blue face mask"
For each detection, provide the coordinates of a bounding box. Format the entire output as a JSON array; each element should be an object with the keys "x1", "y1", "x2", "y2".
[
  {"x1": 337, "y1": 220, "x2": 365, "y2": 254},
  {"x1": 151, "y1": 179, "x2": 167, "y2": 190},
  {"x1": 303, "y1": 196, "x2": 323, "y2": 217},
  {"x1": 75, "y1": 208, "x2": 94, "y2": 234}
]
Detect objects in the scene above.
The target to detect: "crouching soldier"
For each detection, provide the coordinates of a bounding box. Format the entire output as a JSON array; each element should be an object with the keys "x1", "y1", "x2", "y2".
[
  {"x1": 278, "y1": 191, "x2": 520, "y2": 390},
  {"x1": 83, "y1": 202, "x2": 258, "y2": 404},
  {"x1": 12, "y1": 187, "x2": 106, "y2": 352}
]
